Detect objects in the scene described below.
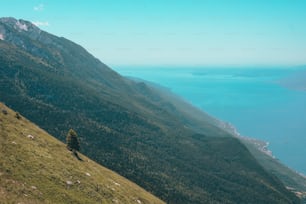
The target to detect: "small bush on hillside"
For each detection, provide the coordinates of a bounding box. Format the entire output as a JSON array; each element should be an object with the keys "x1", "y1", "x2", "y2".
[
  {"x1": 2, "y1": 109, "x2": 8, "y2": 115},
  {"x1": 15, "y1": 112, "x2": 21, "y2": 119},
  {"x1": 66, "y1": 129, "x2": 80, "y2": 153}
]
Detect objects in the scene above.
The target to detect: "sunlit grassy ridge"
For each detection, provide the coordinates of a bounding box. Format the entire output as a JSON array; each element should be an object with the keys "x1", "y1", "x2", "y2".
[{"x1": 0, "y1": 103, "x2": 164, "y2": 204}]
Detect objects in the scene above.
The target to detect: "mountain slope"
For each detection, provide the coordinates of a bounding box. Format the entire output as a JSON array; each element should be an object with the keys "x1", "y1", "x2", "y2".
[
  {"x1": 0, "y1": 102, "x2": 164, "y2": 204},
  {"x1": 0, "y1": 17, "x2": 300, "y2": 203},
  {"x1": 241, "y1": 137, "x2": 306, "y2": 200},
  {"x1": 131, "y1": 76, "x2": 306, "y2": 201}
]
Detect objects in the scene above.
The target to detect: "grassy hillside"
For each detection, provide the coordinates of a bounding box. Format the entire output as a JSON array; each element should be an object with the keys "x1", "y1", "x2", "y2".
[{"x1": 0, "y1": 103, "x2": 164, "y2": 204}]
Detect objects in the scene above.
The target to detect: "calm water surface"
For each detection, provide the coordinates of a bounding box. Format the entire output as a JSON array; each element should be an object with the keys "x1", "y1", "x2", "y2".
[{"x1": 115, "y1": 66, "x2": 306, "y2": 174}]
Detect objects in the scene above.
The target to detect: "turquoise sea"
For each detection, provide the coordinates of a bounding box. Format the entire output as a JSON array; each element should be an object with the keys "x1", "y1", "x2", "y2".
[{"x1": 115, "y1": 66, "x2": 306, "y2": 175}]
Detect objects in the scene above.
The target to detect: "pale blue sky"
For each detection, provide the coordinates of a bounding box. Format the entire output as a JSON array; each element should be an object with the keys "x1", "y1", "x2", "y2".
[{"x1": 1, "y1": 0, "x2": 306, "y2": 66}]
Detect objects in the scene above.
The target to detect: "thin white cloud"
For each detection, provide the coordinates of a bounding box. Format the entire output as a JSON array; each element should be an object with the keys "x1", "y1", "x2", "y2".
[
  {"x1": 32, "y1": 21, "x2": 50, "y2": 27},
  {"x1": 33, "y1": 3, "x2": 44, "y2": 11}
]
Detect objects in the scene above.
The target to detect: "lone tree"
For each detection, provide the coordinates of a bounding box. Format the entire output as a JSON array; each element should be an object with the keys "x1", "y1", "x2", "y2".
[{"x1": 66, "y1": 129, "x2": 80, "y2": 153}]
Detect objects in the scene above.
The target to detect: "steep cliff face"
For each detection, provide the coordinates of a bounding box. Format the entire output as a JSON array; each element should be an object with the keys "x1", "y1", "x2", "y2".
[{"x1": 0, "y1": 17, "x2": 300, "y2": 203}]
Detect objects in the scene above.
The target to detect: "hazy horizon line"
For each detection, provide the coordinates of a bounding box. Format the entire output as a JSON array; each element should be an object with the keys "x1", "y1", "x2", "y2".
[{"x1": 110, "y1": 63, "x2": 306, "y2": 69}]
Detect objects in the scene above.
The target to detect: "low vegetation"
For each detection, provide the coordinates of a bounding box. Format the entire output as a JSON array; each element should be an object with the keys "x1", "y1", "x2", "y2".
[
  {"x1": 66, "y1": 129, "x2": 81, "y2": 152},
  {"x1": 0, "y1": 103, "x2": 164, "y2": 204}
]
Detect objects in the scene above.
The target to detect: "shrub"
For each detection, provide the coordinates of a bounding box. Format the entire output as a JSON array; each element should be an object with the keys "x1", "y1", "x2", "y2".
[
  {"x1": 66, "y1": 129, "x2": 80, "y2": 153},
  {"x1": 2, "y1": 109, "x2": 8, "y2": 115},
  {"x1": 15, "y1": 112, "x2": 21, "y2": 119}
]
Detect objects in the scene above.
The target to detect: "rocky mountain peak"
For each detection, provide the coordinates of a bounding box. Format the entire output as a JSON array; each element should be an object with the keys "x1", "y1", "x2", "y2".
[
  {"x1": 0, "y1": 17, "x2": 40, "y2": 32},
  {"x1": 0, "y1": 17, "x2": 62, "y2": 65},
  {"x1": 0, "y1": 17, "x2": 45, "y2": 48},
  {"x1": 0, "y1": 17, "x2": 41, "y2": 38},
  {"x1": 0, "y1": 16, "x2": 116, "y2": 82}
]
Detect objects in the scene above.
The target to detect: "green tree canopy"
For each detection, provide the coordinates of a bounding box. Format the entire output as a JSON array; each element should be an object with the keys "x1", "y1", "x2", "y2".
[{"x1": 66, "y1": 129, "x2": 80, "y2": 152}]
